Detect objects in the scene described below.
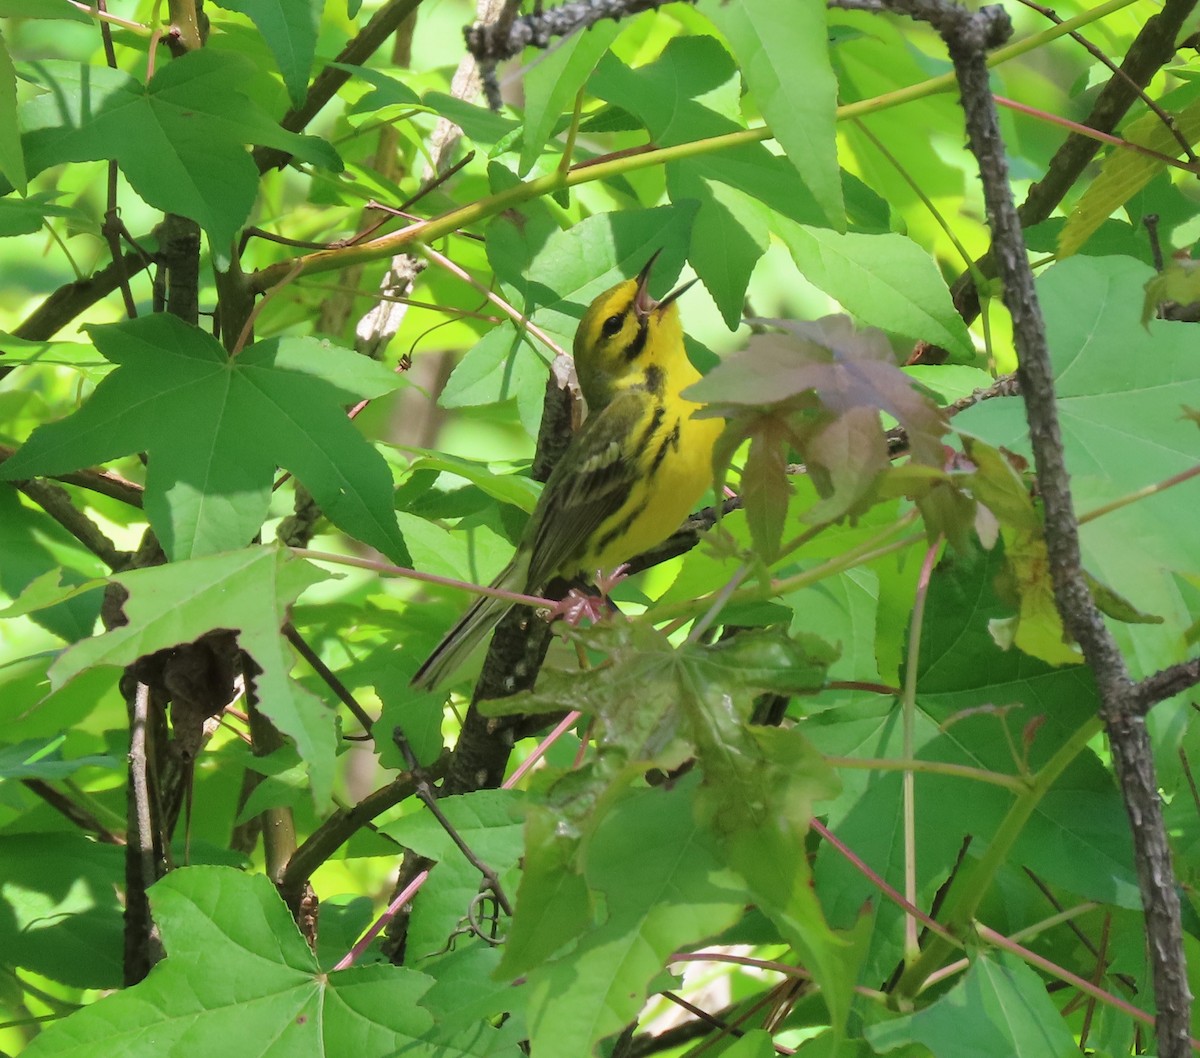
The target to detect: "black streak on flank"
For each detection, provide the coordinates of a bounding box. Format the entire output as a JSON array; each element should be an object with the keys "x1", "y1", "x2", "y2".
[
  {"x1": 623, "y1": 319, "x2": 649, "y2": 362},
  {"x1": 642, "y1": 364, "x2": 664, "y2": 397},
  {"x1": 633, "y1": 404, "x2": 665, "y2": 461},
  {"x1": 594, "y1": 502, "x2": 645, "y2": 557},
  {"x1": 649, "y1": 419, "x2": 680, "y2": 475}
]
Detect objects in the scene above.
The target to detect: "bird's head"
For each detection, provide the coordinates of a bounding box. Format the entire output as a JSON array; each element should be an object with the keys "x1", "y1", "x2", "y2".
[{"x1": 573, "y1": 251, "x2": 697, "y2": 409}]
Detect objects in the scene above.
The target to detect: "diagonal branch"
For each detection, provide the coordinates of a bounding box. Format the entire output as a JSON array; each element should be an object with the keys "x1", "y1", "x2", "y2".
[
  {"x1": 880, "y1": 1, "x2": 1192, "y2": 1054},
  {"x1": 948, "y1": 0, "x2": 1199, "y2": 325},
  {"x1": 253, "y1": 0, "x2": 425, "y2": 173}
]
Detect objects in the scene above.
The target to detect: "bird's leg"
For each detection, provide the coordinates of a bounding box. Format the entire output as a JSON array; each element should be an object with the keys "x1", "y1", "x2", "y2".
[{"x1": 545, "y1": 564, "x2": 630, "y2": 627}]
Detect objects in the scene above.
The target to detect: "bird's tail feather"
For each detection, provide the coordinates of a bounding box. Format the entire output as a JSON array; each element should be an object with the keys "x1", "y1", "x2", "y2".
[{"x1": 410, "y1": 560, "x2": 522, "y2": 691}]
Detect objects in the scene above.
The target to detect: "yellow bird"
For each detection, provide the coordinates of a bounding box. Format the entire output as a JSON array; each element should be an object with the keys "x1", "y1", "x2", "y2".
[{"x1": 411, "y1": 253, "x2": 724, "y2": 690}]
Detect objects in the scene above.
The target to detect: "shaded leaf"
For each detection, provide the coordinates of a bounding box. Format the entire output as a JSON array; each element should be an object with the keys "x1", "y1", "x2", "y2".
[
  {"x1": 521, "y1": 783, "x2": 747, "y2": 1058},
  {"x1": 518, "y1": 20, "x2": 621, "y2": 176},
  {"x1": 0, "y1": 27, "x2": 24, "y2": 193},
  {"x1": 0, "y1": 833, "x2": 124, "y2": 990},
  {"x1": 867, "y1": 951, "x2": 1076, "y2": 1058},
  {"x1": 1059, "y1": 98, "x2": 1200, "y2": 260},
  {"x1": 962, "y1": 255, "x2": 1200, "y2": 666},
  {"x1": 0, "y1": 737, "x2": 116, "y2": 780}
]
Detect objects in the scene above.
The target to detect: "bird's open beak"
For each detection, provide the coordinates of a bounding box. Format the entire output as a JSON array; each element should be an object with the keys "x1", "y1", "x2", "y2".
[
  {"x1": 656, "y1": 277, "x2": 698, "y2": 312},
  {"x1": 634, "y1": 251, "x2": 660, "y2": 319},
  {"x1": 634, "y1": 249, "x2": 695, "y2": 317}
]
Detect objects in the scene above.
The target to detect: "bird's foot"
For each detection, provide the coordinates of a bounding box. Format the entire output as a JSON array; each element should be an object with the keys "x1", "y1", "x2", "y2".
[{"x1": 546, "y1": 565, "x2": 630, "y2": 627}]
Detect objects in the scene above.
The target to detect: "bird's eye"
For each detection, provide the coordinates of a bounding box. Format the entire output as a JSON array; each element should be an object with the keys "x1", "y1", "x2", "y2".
[{"x1": 601, "y1": 313, "x2": 624, "y2": 337}]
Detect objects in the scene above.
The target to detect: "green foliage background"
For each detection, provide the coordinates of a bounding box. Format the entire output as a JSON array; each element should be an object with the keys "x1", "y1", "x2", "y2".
[{"x1": 1, "y1": 0, "x2": 1199, "y2": 1055}]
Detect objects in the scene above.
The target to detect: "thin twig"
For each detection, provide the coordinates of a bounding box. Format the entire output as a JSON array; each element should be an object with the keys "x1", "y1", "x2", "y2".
[
  {"x1": 21, "y1": 780, "x2": 124, "y2": 845},
  {"x1": 1133, "y1": 659, "x2": 1200, "y2": 715},
  {"x1": 393, "y1": 732, "x2": 513, "y2": 916},
  {"x1": 1011, "y1": 0, "x2": 1196, "y2": 163},
  {"x1": 282, "y1": 623, "x2": 377, "y2": 733}
]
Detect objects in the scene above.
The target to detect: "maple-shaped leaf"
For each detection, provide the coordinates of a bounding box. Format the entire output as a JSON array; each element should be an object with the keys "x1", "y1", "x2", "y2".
[
  {"x1": 50, "y1": 545, "x2": 339, "y2": 801},
  {"x1": 691, "y1": 316, "x2": 947, "y2": 462},
  {"x1": 688, "y1": 315, "x2": 949, "y2": 555},
  {"x1": 0, "y1": 314, "x2": 409, "y2": 563},
  {"x1": 21, "y1": 867, "x2": 440, "y2": 1058},
  {"x1": 15, "y1": 50, "x2": 339, "y2": 257}
]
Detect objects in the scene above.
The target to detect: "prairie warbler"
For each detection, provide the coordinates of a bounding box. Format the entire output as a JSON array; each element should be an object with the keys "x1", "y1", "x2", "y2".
[{"x1": 411, "y1": 253, "x2": 723, "y2": 690}]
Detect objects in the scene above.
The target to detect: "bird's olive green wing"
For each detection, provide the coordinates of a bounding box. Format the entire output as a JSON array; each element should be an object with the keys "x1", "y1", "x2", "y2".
[{"x1": 523, "y1": 389, "x2": 655, "y2": 590}]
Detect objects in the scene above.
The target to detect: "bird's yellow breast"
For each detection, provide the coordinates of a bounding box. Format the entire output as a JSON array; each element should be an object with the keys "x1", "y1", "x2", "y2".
[{"x1": 582, "y1": 396, "x2": 723, "y2": 574}]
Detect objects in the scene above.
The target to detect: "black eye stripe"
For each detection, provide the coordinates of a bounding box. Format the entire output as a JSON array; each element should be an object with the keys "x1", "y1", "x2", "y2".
[
  {"x1": 601, "y1": 312, "x2": 624, "y2": 337},
  {"x1": 623, "y1": 319, "x2": 649, "y2": 362}
]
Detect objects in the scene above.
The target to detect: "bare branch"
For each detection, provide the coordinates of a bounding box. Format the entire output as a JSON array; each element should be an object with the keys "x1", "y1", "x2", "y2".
[
  {"x1": 879, "y1": 1, "x2": 1192, "y2": 1052},
  {"x1": 1134, "y1": 659, "x2": 1200, "y2": 716},
  {"x1": 465, "y1": 0, "x2": 697, "y2": 64}
]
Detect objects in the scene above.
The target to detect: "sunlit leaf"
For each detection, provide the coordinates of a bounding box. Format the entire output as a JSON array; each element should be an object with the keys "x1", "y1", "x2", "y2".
[{"x1": 1, "y1": 314, "x2": 409, "y2": 563}]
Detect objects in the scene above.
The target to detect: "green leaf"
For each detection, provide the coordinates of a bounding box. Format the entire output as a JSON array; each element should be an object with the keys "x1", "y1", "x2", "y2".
[
  {"x1": 403, "y1": 451, "x2": 542, "y2": 513},
  {"x1": 210, "y1": 0, "x2": 322, "y2": 106},
  {"x1": 417, "y1": 946, "x2": 526, "y2": 1053},
  {"x1": 489, "y1": 624, "x2": 848, "y2": 1036},
  {"x1": 0, "y1": 737, "x2": 116, "y2": 780},
  {"x1": 50, "y1": 546, "x2": 341, "y2": 802},
  {"x1": 334, "y1": 63, "x2": 421, "y2": 112},
  {"x1": 0, "y1": 833, "x2": 124, "y2": 989},
  {"x1": 961, "y1": 255, "x2": 1200, "y2": 669},
  {"x1": 0, "y1": 190, "x2": 86, "y2": 238},
  {"x1": 667, "y1": 172, "x2": 771, "y2": 329},
  {"x1": 721, "y1": 1031, "x2": 778, "y2": 1058},
  {"x1": 778, "y1": 222, "x2": 974, "y2": 358},
  {"x1": 866, "y1": 951, "x2": 1076, "y2": 1058},
  {"x1": 1059, "y1": 98, "x2": 1200, "y2": 259},
  {"x1": 0, "y1": 0, "x2": 89, "y2": 17},
  {"x1": 518, "y1": 19, "x2": 622, "y2": 176},
  {"x1": 463, "y1": 205, "x2": 698, "y2": 430},
  {"x1": 496, "y1": 203, "x2": 699, "y2": 346},
  {"x1": 18, "y1": 51, "x2": 339, "y2": 253},
  {"x1": 384, "y1": 789, "x2": 526, "y2": 869},
  {"x1": 22, "y1": 868, "x2": 438, "y2": 1058},
  {"x1": 0, "y1": 27, "x2": 25, "y2": 193},
  {"x1": 1, "y1": 315, "x2": 409, "y2": 563},
  {"x1": 591, "y1": 39, "x2": 819, "y2": 324},
  {"x1": 811, "y1": 544, "x2": 1135, "y2": 985},
  {"x1": 1142, "y1": 254, "x2": 1200, "y2": 323},
  {"x1": 422, "y1": 91, "x2": 519, "y2": 149},
  {"x1": 521, "y1": 784, "x2": 747, "y2": 1058},
  {"x1": 699, "y1": 0, "x2": 844, "y2": 229},
  {"x1": 0, "y1": 489, "x2": 105, "y2": 641},
  {"x1": 440, "y1": 323, "x2": 548, "y2": 438},
  {"x1": 682, "y1": 640, "x2": 851, "y2": 1035},
  {"x1": 382, "y1": 790, "x2": 527, "y2": 962}
]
